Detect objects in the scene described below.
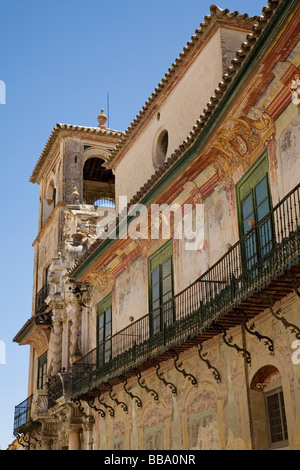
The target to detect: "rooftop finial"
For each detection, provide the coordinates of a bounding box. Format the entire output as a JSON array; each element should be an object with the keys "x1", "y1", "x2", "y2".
[{"x1": 97, "y1": 109, "x2": 108, "y2": 128}]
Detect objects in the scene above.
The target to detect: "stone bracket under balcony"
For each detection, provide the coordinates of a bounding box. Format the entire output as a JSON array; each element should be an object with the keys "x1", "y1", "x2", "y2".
[{"x1": 13, "y1": 313, "x2": 52, "y2": 355}]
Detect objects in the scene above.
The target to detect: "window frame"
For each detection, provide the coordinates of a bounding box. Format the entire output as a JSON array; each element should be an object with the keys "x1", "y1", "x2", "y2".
[
  {"x1": 265, "y1": 386, "x2": 289, "y2": 448},
  {"x1": 96, "y1": 294, "x2": 112, "y2": 368},
  {"x1": 37, "y1": 351, "x2": 47, "y2": 390},
  {"x1": 148, "y1": 239, "x2": 174, "y2": 336},
  {"x1": 236, "y1": 152, "x2": 274, "y2": 270}
]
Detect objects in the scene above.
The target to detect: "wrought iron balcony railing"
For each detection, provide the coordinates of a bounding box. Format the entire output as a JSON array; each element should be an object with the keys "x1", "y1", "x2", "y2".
[
  {"x1": 35, "y1": 285, "x2": 49, "y2": 314},
  {"x1": 14, "y1": 395, "x2": 33, "y2": 433},
  {"x1": 48, "y1": 375, "x2": 64, "y2": 409},
  {"x1": 72, "y1": 182, "x2": 300, "y2": 397}
]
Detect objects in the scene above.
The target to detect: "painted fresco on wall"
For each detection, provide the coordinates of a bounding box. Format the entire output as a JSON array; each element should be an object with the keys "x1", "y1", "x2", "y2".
[
  {"x1": 115, "y1": 256, "x2": 147, "y2": 328},
  {"x1": 279, "y1": 120, "x2": 300, "y2": 194},
  {"x1": 189, "y1": 410, "x2": 220, "y2": 450},
  {"x1": 144, "y1": 426, "x2": 164, "y2": 450},
  {"x1": 113, "y1": 437, "x2": 125, "y2": 450}
]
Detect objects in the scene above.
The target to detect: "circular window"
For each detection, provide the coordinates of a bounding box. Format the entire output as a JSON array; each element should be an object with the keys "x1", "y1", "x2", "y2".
[{"x1": 153, "y1": 130, "x2": 169, "y2": 168}]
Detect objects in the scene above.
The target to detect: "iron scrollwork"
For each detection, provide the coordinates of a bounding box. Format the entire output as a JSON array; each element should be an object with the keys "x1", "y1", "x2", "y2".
[
  {"x1": 152, "y1": 359, "x2": 177, "y2": 396},
  {"x1": 192, "y1": 338, "x2": 221, "y2": 383},
  {"x1": 169, "y1": 349, "x2": 197, "y2": 386},
  {"x1": 133, "y1": 368, "x2": 159, "y2": 403},
  {"x1": 97, "y1": 389, "x2": 115, "y2": 418},
  {"x1": 261, "y1": 293, "x2": 300, "y2": 340},
  {"x1": 105, "y1": 381, "x2": 128, "y2": 413},
  {"x1": 213, "y1": 322, "x2": 251, "y2": 364},
  {"x1": 72, "y1": 397, "x2": 90, "y2": 419},
  {"x1": 86, "y1": 395, "x2": 106, "y2": 418},
  {"x1": 234, "y1": 308, "x2": 274, "y2": 355},
  {"x1": 120, "y1": 375, "x2": 142, "y2": 408}
]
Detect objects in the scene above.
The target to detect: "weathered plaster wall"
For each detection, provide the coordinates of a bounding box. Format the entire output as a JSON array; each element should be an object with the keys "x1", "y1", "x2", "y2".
[
  {"x1": 115, "y1": 27, "x2": 250, "y2": 205},
  {"x1": 275, "y1": 102, "x2": 300, "y2": 199}
]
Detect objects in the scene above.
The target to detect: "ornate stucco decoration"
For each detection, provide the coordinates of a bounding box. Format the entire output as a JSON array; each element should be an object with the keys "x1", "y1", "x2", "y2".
[
  {"x1": 212, "y1": 108, "x2": 273, "y2": 183},
  {"x1": 31, "y1": 389, "x2": 49, "y2": 418},
  {"x1": 290, "y1": 74, "x2": 300, "y2": 109},
  {"x1": 86, "y1": 266, "x2": 115, "y2": 293},
  {"x1": 24, "y1": 328, "x2": 50, "y2": 356}
]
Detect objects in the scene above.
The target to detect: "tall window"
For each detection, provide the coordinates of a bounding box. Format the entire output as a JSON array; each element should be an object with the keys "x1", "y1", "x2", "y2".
[
  {"x1": 250, "y1": 365, "x2": 289, "y2": 449},
  {"x1": 37, "y1": 352, "x2": 47, "y2": 389},
  {"x1": 148, "y1": 240, "x2": 174, "y2": 335},
  {"x1": 266, "y1": 388, "x2": 288, "y2": 446},
  {"x1": 97, "y1": 294, "x2": 112, "y2": 368},
  {"x1": 236, "y1": 153, "x2": 273, "y2": 270}
]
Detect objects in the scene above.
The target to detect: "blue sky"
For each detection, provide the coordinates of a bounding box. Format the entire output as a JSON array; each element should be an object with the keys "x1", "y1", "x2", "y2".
[{"x1": 0, "y1": 0, "x2": 267, "y2": 449}]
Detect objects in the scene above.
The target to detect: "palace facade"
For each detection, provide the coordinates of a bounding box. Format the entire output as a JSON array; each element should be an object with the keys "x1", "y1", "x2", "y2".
[{"x1": 13, "y1": 0, "x2": 300, "y2": 450}]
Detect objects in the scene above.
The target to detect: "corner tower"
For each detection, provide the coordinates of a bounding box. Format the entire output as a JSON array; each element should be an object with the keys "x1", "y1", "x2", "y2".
[{"x1": 13, "y1": 112, "x2": 122, "y2": 448}]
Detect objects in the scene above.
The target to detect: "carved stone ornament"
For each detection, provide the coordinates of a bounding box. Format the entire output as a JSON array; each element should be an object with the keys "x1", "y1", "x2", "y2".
[
  {"x1": 212, "y1": 108, "x2": 273, "y2": 186},
  {"x1": 31, "y1": 389, "x2": 49, "y2": 417},
  {"x1": 290, "y1": 75, "x2": 300, "y2": 106},
  {"x1": 86, "y1": 266, "x2": 115, "y2": 292}
]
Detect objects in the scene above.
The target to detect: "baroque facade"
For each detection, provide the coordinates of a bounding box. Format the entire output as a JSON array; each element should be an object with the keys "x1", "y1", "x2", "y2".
[{"x1": 13, "y1": 1, "x2": 300, "y2": 450}]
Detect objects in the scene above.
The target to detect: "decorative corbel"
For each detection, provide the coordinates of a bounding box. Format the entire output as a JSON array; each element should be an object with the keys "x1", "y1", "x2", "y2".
[
  {"x1": 261, "y1": 293, "x2": 300, "y2": 341},
  {"x1": 169, "y1": 349, "x2": 197, "y2": 386},
  {"x1": 105, "y1": 381, "x2": 128, "y2": 413},
  {"x1": 95, "y1": 389, "x2": 114, "y2": 417},
  {"x1": 120, "y1": 375, "x2": 142, "y2": 408},
  {"x1": 133, "y1": 368, "x2": 159, "y2": 403},
  {"x1": 85, "y1": 395, "x2": 106, "y2": 418},
  {"x1": 71, "y1": 397, "x2": 90, "y2": 420},
  {"x1": 192, "y1": 338, "x2": 221, "y2": 383},
  {"x1": 152, "y1": 359, "x2": 177, "y2": 396},
  {"x1": 234, "y1": 308, "x2": 274, "y2": 356},
  {"x1": 213, "y1": 322, "x2": 251, "y2": 364}
]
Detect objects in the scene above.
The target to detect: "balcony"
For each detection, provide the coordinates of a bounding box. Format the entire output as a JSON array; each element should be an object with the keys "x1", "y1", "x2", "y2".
[
  {"x1": 14, "y1": 395, "x2": 33, "y2": 434},
  {"x1": 13, "y1": 390, "x2": 48, "y2": 449},
  {"x1": 48, "y1": 372, "x2": 72, "y2": 410},
  {"x1": 35, "y1": 284, "x2": 49, "y2": 314},
  {"x1": 72, "y1": 182, "x2": 300, "y2": 398}
]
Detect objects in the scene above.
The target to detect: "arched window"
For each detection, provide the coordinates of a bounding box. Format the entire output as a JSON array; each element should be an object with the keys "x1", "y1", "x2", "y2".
[
  {"x1": 83, "y1": 158, "x2": 115, "y2": 206},
  {"x1": 83, "y1": 158, "x2": 114, "y2": 183},
  {"x1": 93, "y1": 199, "x2": 116, "y2": 209},
  {"x1": 250, "y1": 365, "x2": 289, "y2": 449},
  {"x1": 46, "y1": 180, "x2": 57, "y2": 206},
  {"x1": 153, "y1": 129, "x2": 169, "y2": 168}
]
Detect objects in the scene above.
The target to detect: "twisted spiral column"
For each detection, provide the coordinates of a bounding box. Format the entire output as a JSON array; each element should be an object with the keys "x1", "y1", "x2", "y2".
[
  {"x1": 51, "y1": 315, "x2": 63, "y2": 376},
  {"x1": 70, "y1": 300, "x2": 82, "y2": 364}
]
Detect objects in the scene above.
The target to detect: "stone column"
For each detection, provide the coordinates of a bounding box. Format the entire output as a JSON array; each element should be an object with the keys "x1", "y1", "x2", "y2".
[
  {"x1": 48, "y1": 301, "x2": 66, "y2": 377},
  {"x1": 70, "y1": 299, "x2": 82, "y2": 364},
  {"x1": 68, "y1": 424, "x2": 82, "y2": 450}
]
